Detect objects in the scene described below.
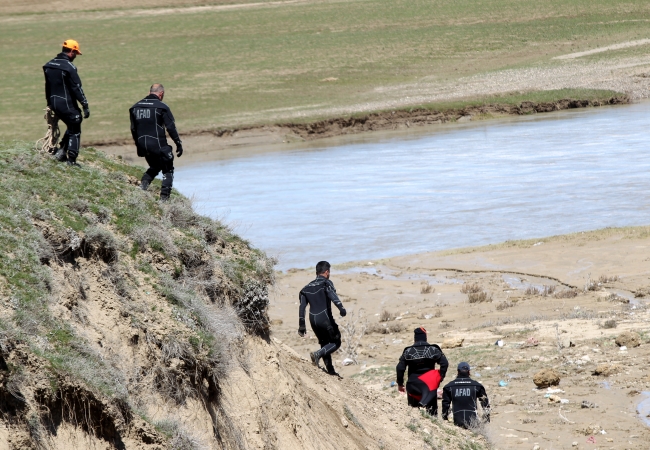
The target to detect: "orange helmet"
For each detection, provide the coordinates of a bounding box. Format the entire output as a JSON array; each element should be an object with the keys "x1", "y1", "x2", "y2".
[{"x1": 62, "y1": 39, "x2": 82, "y2": 55}]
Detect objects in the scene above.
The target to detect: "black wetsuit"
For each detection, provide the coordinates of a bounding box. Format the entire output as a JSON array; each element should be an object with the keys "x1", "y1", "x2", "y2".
[
  {"x1": 129, "y1": 94, "x2": 181, "y2": 199},
  {"x1": 396, "y1": 341, "x2": 448, "y2": 416},
  {"x1": 43, "y1": 53, "x2": 89, "y2": 161},
  {"x1": 442, "y1": 375, "x2": 490, "y2": 428},
  {"x1": 299, "y1": 276, "x2": 346, "y2": 371}
]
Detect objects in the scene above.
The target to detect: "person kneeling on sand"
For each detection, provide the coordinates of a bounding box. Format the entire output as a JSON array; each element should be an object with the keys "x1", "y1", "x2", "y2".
[
  {"x1": 396, "y1": 327, "x2": 449, "y2": 416},
  {"x1": 442, "y1": 362, "x2": 490, "y2": 428},
  {"x1": 298, "y1": 261, "x2": 347, "y2": 376}
]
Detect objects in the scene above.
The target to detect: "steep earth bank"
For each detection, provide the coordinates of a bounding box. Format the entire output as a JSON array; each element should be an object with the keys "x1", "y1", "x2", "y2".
[{"x1": 0, "y1": 143, "x2": 480, "y2": 449}]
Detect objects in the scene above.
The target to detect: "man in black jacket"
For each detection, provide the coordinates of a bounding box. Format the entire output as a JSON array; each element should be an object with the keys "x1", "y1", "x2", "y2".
[
  {"x1": 442, "y1": 362, "x2": 490, "y2": 428},
  {"x1": 43, "y1": 39, "x2": 90, "y2": 166},
  {"x1": 129, "y1": 84, "x2": 183, "y2": 201},
  {"x1": 396, "y1": 327, "x2": 449, "y2": 416},
  {"x1": 298, "y1": 261, "x2": 347, "y2": 376}
]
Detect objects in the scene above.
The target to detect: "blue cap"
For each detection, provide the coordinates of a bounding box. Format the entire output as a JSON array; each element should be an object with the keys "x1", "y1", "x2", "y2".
[{"x1": 458, "y1": 362, "x2": 470, "y2": 372}]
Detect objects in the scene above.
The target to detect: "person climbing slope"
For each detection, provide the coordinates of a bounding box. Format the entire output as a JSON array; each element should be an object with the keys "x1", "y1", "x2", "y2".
[
  {"x1": 298, "y1": 261, "x2": 347, "y2": 376},
  {"x1": 442, "y1": 362, "x2": 490, "y2": 428},
  {"x1": 396, "y1": 327, "x2": 449, "y2": 416}
]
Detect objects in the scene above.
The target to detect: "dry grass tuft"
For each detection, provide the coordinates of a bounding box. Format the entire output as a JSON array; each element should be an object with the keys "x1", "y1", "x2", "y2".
[
  {"x1": 379, "y1": 309, "x2": 395, "y2": 322},
  {"x1": 496, "y1": 300, "x2": 514, "y2": 310},
  {"x1": 420, "y1": 282, "x2": 434, "y2": 294},
  {"x1": 468, "y1": 290, "x2": 492, "y2": 303},
  {"x1": 367, "y1": 322, "x2": 405, "y2": 334},
  {"x1": 601, "y1": 319, "x2": 617, "y2": 329},
  {"x1": 598, "y1": 274, "x2": 620, "y2": 284},
  {"x1": 554, "y1": 288, "x2": 578, "y2": 299},
  {"x1": 84, "y1": 225, "x2": 120, "y2": 263},
  {"x1": 460, "y1": 282, "x2": 482, "y2": 294}
]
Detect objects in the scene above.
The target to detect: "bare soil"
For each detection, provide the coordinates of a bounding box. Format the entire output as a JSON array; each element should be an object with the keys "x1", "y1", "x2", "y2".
[{"x1": 270, "y1": 227, "x2": 650, "y2": 449}]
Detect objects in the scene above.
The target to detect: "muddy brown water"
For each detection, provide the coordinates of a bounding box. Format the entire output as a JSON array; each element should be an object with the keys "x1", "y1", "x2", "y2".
[{"x1": 174, "y1": 101, "x2": 650, "y2": 270}]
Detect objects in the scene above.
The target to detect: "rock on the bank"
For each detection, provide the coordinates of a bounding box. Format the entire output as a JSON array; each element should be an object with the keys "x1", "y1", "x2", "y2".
[
  {"x1": 615, "y1": 331, "x2": 641, "y2": 348},
  {"x1": 533, "y1": 368, "x2": 561, "y2": 388},
  {"x1": 442, "y1": 337, "x2": 464, "y2": 349}
]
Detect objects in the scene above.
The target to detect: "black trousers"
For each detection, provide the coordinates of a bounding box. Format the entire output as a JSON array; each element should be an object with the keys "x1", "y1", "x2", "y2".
[
  {"x1": 142, "y1": 146, "x2": 175, "y2": 198},
  {"x1": 310, "y1": 315, "x2": 341, "y2": 369},
  {"x1": 56, "y1": 109, "x2": 82, "y2": 160}
]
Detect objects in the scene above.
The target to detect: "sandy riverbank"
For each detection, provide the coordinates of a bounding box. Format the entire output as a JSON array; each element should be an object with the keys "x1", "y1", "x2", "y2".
[{"x1": 270, "y1": 226, "x2": 650, "y2": 449}]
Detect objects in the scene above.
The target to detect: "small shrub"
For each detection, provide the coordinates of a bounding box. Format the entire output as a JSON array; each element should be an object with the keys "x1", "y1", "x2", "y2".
[
  {"x1": 523, "y1": 286, "x2": 536, "y2": 295},
  {"x1": 554, "y1": 288, "x2": 578, "y2": 299},
  {"x1": 468, "y1": 291, "x2": 492, "y2": 303},
  {"x1": 155, "y1": 419, "x2": 203, "y2": 450},
  {"x1": 420, "y1": 282, "x2": 434, "y2": 294},
  {"x1": 598, "y1": 274, "x2": 619, "y2": 284},
  {"x1": 460, "y1": 282, "x2": 482, "y2": 294},
  {"x1": 84, "y1": 225, "x2": 119, "y2": 263},
  {"x1": 131, "y1": 223, "x2": 178, "y2": 257},
  {"x1": 434, "y1": 308, "x2": 443, "y2": 318},
  {"x1": 496, "y1": 300, "x2": 514, "y2": 311},
  {"x1": 379, "y1": 309, "x2": 395, "y2": 322},
  {"x1": 68, "y1": 198, "x2": 89, "y2": 214},
  {"x1": 602, "y1": 319, "x2": 617, "y2": 329},
  {"x1": 164, "y1": 198, "x2": 199, "y2": 229}
]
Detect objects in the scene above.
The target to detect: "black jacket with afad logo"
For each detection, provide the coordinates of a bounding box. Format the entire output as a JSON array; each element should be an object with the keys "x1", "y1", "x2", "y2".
[
  {"x1": 129, "y1": 94, "x2": 181, "y2": 156},
  {"x1": 43, "y1": 53, "x2": 88, "y2": 116},
  {"x1": 441, "y1": 375, "x2": 490, "y2": 428}
]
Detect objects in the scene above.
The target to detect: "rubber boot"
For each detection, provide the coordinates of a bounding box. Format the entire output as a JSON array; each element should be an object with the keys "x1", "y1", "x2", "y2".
[
  {"x1": 310, "y1": 349, "x2": 323, "y2": 368},
  {"x1": 54, "y1": 148, "x2": 67, "y2": 162},
  {"x1": 323, "y1": 355, "x2": 342, "y2": 378},
  {"x1": 159, "y1": 193, "x2": 170, "y2": 202},
  {"x1": 140, "y1": 179, "x2": 150, "y2": 191}
]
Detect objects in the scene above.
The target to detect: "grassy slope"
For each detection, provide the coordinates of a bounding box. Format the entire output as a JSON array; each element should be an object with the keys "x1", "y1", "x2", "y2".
[
  {"x1": 0, "y1": 0, "x2": 648, "y2": 142},
  {"x1": 0, "y1": 142, "x2": 274, "y2": 444}
]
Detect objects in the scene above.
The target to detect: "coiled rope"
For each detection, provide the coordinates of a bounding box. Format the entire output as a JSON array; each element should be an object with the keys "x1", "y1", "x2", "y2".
[{"x1": 35, "y1": 107, "x2": 61, "y2": 154}]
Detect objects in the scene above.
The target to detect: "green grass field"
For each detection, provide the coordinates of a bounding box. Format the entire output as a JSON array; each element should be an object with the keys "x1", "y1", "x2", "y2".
[{"x1": 1, "y1": 0, "x2": 649, "y2": 142}]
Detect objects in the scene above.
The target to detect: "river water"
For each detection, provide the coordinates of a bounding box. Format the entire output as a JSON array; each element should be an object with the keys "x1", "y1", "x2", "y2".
[{"x1": 175, "y1": 101, "x2": 650, "y2": 270}]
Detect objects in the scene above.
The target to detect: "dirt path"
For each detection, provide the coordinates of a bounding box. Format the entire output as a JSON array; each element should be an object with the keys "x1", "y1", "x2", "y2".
[{"x1": 270, "y1": 227, "x2": 650, "y2": 449}]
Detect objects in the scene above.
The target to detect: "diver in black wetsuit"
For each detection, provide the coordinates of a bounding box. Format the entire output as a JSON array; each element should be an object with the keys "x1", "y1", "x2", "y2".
[
  {"x1": 298, "y1": 261, "x2": 347, "y2": 376},
  {"x1": 396, "y1": 327, "x2": 449, "y2": 416}
]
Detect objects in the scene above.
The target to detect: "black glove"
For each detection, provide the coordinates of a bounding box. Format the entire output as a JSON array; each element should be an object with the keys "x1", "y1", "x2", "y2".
[
  {"x1": 82, "y1": 104, "x2": 90, "y2": 119},
  {"x1": 175, "y1": 141, "x2": 183, "y2": 157},
  {"x1": 298, "y1": 326, "x2": 306, "y2": 337},
  {"x1": 340, "y1": 308, "x2": 347, "y2": 317}
]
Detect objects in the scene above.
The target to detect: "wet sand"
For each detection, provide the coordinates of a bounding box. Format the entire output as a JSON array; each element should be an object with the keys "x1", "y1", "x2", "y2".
[{"x1": 270, "y1": 226, "x2": 650, "y2": 449}]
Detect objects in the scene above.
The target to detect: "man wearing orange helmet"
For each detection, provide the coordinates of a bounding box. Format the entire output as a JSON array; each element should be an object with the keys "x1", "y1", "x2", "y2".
[{"x1": 43, "y1": 39, "x2": 90, "y2": 166}]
